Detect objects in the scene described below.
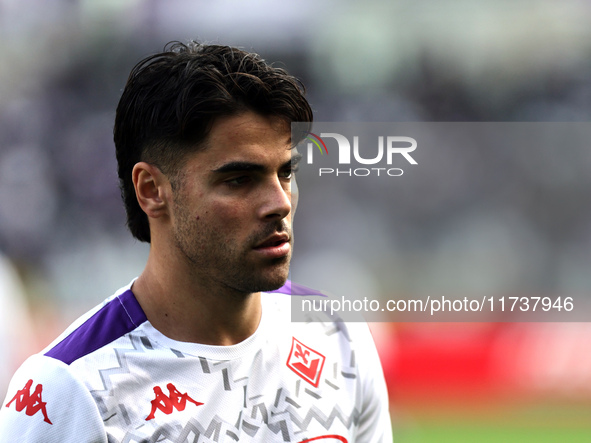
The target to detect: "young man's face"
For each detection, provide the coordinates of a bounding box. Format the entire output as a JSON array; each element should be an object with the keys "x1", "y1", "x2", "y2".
[{"x1": 169, "y1": 111, "x2": 300, "y2": 293}]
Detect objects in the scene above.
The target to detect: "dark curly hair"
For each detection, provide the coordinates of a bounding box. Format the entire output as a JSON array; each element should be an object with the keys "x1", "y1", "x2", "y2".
[{"x1": 114, "y1": 41, "x2": 313, "y2": 242}]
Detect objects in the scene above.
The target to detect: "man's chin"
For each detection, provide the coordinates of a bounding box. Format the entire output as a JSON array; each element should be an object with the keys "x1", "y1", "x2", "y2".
[
  {"x1": 257, "y1": 278, "x2": 288, "y2": 292},
  {"x1": 224, "y1": 259, "x2": 290, "y2": 294},
  {"x1": 255, "y1": 268, "x2": 290, "y2": 292},
  {"x1": 248, "y1": 261, "x2": 291, "y2": 292}
]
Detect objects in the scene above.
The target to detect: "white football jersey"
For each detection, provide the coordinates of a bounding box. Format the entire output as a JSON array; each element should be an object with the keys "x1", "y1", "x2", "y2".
[{"x1": 0, "y1": 281, "x2": 392, "y2": 443}]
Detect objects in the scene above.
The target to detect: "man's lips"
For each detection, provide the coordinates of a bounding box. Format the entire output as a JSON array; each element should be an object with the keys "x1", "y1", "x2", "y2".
[
  {"x1": 253, "y1": 233, "x2": 291, "y2": 258},
  {"x1": 254, "y1": 233, "x2": 290, "y2": 248}
]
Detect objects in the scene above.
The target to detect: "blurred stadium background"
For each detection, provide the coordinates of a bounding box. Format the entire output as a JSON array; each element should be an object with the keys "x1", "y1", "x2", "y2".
[{"x1": 1, "y1": 0, "x2": 591, "y2": 441}]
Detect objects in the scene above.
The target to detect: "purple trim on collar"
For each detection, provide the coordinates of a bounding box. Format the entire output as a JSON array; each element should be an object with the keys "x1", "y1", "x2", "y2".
[
  {"x1": 45, "y1": 290, "x2": 147, "y2": 365},
  {"x1": 269, "y1": 280, "x2": 327, "y2": 297}
]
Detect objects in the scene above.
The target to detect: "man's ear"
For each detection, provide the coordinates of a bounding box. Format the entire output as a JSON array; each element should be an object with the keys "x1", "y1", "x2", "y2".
[{"x1": 132, "y1": 162, "x2": 171, "y2": 219}]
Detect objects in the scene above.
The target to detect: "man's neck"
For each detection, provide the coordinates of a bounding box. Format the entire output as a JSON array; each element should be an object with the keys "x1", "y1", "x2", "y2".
[{"x1": 132, "y1": 251, "x2": 262, "y2": 346}]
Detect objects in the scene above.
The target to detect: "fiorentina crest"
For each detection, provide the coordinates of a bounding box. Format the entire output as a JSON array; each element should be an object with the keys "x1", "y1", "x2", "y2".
[{"x1": 286, "y1": 337, "x2": 326, "y2": 388}]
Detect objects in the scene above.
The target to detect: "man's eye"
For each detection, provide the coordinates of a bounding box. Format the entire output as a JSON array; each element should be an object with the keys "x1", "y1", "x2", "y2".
[
  {"x1": 225, "y1": 176, "x2": 251, "y2": 186},
  {"x1": 280, "y1": 166, "x2": 298, "y2": 179}
]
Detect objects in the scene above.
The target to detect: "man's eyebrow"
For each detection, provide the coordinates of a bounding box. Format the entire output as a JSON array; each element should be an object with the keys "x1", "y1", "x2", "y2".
[
  {"x1": 212, "y1": 161, "x2": 266, "y2": 174},
  {"x1": 212, "y1": 153, "x2": 302, "y2": 174}
]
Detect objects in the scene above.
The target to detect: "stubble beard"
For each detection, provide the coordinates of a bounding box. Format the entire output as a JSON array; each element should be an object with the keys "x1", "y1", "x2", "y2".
[{"x1": 172, "y1": 204, "x2": 292, "y2": 295}]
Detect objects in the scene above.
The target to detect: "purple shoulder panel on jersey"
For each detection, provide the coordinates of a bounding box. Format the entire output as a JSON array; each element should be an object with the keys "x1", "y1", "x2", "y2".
[
  {"x1": 269, "y1": 280, "x2": 326, "y2": 297},
  {"x1": 45, "y1": 290, "x2": 147, "y2": 365}
]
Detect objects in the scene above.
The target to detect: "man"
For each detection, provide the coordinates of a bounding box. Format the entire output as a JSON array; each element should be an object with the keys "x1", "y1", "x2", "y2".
[{"x1": 0, "y1": 41, "x2": 392, "y2": 442}]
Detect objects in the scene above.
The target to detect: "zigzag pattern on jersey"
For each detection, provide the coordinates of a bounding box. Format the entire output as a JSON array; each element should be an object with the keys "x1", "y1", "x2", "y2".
[
  {"x1": 171, "y1": 371, "x2": 359, "y2": 442},
  {"x1": 115, "y1": 395, "x2": 360, "y2": 442},
  {"x1": 116, "y1": 416, "x2": 225, "y2": 443},
  {"x1": 108, "y1": 349, "x2": 359, "y2": 442},
  {"x1": 115, "y1": 412, "x2": 290, "y2": 443},
  {"x1": 272, "y1": 385, "x2": 360, "y2": 433},
  {"x1": 90, "y1": 323, "x2": 360, "y2": 442},
  {"x1": 242, "y1": 395, "x2": 360, "y2": 441},
  {"x1": 89, "y1": 333, "x2": 154, "y2": 421},
  {"x1": 197, "y1": 355, "x2": 249, "y2": 393}
]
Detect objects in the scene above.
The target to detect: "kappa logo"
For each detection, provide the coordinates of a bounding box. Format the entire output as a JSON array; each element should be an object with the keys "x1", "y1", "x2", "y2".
[
  {"x1": 146, "y1": 383, "x2": 203, "y2": 421},
  {"x1": 5, "y1": 379, "x2": 52, "y2": 424},
  {"x1": 286, "y1": 337, "x2": 326, "y2": 387}
]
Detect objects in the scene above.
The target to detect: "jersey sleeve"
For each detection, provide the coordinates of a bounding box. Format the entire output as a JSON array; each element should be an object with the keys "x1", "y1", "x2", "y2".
[
  {"x1": 351, "y1": 322, "x2": 394, "y2": 443},
  {"x1": 0, "y1": 354, "x2": 106, "y2": 443}
]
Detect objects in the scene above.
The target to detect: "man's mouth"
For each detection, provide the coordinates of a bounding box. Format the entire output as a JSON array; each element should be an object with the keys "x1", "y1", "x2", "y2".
[
  {"x1": 255, "y1": 233, "x2": 290, "y2": 248},
  {"x1": 253, "y1": 233, "x2": 291, "y2": 258}
]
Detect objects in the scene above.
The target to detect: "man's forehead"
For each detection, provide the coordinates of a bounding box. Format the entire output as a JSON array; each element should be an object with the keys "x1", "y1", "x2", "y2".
[
  {"x1": 192, "y1": 114, "x2": 291, "y2": 165},
  {"x1": 208, "y1": 112, "x2": 290, "y2": 144}
]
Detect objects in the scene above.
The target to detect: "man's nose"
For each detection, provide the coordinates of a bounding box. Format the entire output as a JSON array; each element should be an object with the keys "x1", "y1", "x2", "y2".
[{"x1": 258, "y1": 178, "x2": 292, "y2": 220}]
